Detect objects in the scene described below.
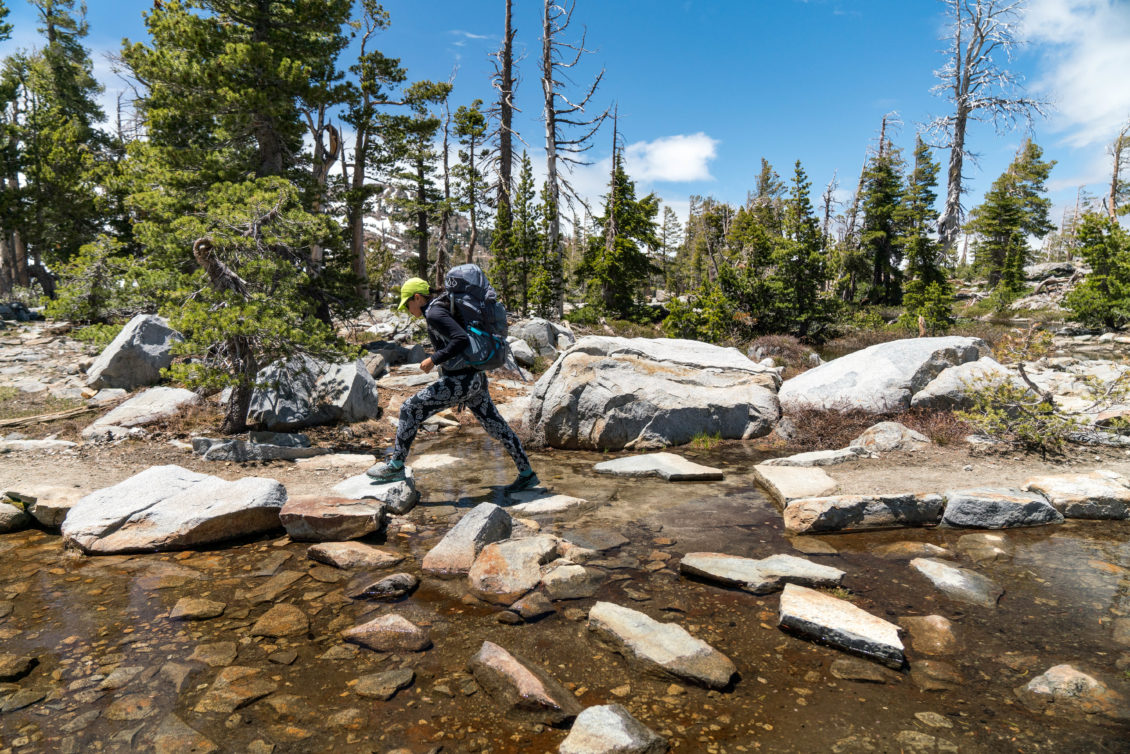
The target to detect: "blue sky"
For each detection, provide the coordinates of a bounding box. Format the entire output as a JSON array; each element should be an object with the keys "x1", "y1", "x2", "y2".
[{"x1": 4, "y1": 0, "x2": 1129, "y2": 229}]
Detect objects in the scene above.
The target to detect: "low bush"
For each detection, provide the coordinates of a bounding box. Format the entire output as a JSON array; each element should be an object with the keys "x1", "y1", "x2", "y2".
[
  {"x1": 781, "y1": 405, "x2": 973, "y2": 451},
  {"x1": 747, "y1": 334, "x2": 815, "y2": 376}
]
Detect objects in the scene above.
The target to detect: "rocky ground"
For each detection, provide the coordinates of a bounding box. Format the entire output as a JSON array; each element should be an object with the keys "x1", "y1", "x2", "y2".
[{"x1": 0, "y1": 320, "x2": 1129, "y2": 753}]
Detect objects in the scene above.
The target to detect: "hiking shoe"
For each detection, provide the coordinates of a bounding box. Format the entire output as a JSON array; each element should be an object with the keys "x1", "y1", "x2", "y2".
[
  {"x1": 503, "y1": 470, "x2": 540, "y2": 494},
  {"x1": 366, "y1": 460, "x2": 406, "y2": 483}
]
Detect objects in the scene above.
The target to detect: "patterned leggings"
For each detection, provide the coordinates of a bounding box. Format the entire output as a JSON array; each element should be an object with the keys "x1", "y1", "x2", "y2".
[{"x1": 392, "y1": 371, "x2": 531, "y2": 473}]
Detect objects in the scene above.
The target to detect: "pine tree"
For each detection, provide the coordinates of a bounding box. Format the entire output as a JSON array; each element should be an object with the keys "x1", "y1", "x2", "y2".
[
  {"x1": 769, "y1": 160, "x2": 831, "y2": 337},
  {"x1": 576, "y1": 148, "x2": 660, "y2": 318},
  {"x1": 1064, "y1": 214, "x2": 1130, "y2": 328},
  {"x1": 453, "y1": 99, "x2": 489, "y2": 263},
  {"x1": 858, "y1": 122, "x2": 906, "y2": 305},
  {"x1": 658, "y1": 205, "x2": 683, "y2": 294},
  {"x1": 750, "y1": 158, "x2": 785, "y2": 234},
  {"x1": 899, "y1": 136, "x2": 952, "y2": 330},
  {"x1": 966, "y1": 138, "x2": 1055, "y2": 292}
]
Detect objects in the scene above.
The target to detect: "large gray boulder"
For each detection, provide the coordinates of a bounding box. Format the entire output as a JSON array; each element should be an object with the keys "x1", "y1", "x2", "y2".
[
  {"x1": 61, "y1": 465, "x2": 286, "y2": 554},
  {"x1": 911, "y1": 357, "x2": 1020, "y2": 411},
  {"x1": 86, "y1": 314, "x2": 183, "y2": 390},
  {"x1": 248, "y1": 355, "x2": 380, "y2": 431},
  {"x1": 527, "y1": 337, "x2": 781, "y2": 450},
  {"x1": 510, "y1": 318, "x2": 575, "y2": 357},
  {"x1": 779, "y1": 336, "x2": 988, "y2": 413},
  {"x1": 941, "y1": 488, "x2": 1063, "y2": 529}
]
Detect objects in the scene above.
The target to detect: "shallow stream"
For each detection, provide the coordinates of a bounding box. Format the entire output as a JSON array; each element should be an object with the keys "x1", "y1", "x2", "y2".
[{"x1": 1, "y1": 435, "x2": 1128, "y2": 753}]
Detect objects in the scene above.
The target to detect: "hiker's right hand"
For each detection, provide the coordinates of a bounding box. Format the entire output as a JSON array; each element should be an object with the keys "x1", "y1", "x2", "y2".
[{"x1": 420, "y1": 357, "x2": 434, "y2": 374}]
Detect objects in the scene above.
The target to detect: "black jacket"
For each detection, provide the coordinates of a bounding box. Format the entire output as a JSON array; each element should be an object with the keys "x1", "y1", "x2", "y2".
[{"x1": 424, "y1": 294, "x2": 474, "y2": 375}]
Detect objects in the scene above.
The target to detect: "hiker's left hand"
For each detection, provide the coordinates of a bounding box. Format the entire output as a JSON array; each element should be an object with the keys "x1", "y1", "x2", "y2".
[{"x1": 420, "y1": 357, "x2": 434, "y2": 374}]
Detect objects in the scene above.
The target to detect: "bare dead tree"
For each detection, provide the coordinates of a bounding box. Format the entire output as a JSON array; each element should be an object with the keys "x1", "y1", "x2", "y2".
[
  {"x1": 542, "y1": 0, "x2": 609, "y2": 317},
  {"x1": 490, "y1": 0, "x2": 519, "y2": 212},
  {"x1": 1108, "y1": 119, "x2": 1130, "y2": 220},
  {"x1": 927, "y1": 0, "x2": 1048, "y2": 255},
  {"x1": 437, "y1": 96, "x2": 452, "y2": 290}
]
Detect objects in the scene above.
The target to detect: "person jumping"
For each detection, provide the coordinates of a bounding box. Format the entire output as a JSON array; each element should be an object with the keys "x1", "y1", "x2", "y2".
[{"x1": 366, "y1": 277, "x2": 540, "y2": 494}]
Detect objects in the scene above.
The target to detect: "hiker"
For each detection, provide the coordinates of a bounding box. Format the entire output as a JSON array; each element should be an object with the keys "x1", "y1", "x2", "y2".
[{"x1": 366, "y1": 276, "x2": 540, "y2": 494}]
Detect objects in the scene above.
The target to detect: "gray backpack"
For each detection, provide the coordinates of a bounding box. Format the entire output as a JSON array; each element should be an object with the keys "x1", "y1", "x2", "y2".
[{"x1": 444, "y1": 264, "x2": 510, "y2": 371}]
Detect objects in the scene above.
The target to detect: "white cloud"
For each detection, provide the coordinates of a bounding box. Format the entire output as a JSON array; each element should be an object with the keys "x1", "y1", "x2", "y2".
[
  {"x1": 623, "y1": 132, "x2": 719, "y2": 182},
  {"x1": 1023, "y1": 0, "x2": 1130, "y2": 148}
]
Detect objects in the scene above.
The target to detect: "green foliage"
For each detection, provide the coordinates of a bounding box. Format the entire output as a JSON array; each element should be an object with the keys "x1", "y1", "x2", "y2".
[
  {"x1": 46, "y1": 235, "x2": 162, "y2": 322},
  {"x1": 662, "y1": 284, "x2": 733, "y2": 343},
  {"x1": 161, "y1": 178, "x2": 355, "y2": 397},
  {"x1": 858, "y1": 137, "x2": 905, "y2": 305},
  {"x1": 1064, "y1": 213, "x2": 1130, "y2": 328},
  {"x1": 966, "y1": 139, "x2": 1055, "y2": 292},
  {"x1": 564, "y1": 304, "x2": 601, "y2": 327},
  {"x1": 491, "y1": 152, "x2": 542, "y2": 315},
  {"x1": 576, "y1": 152, "x2": 661, "y2": 318},
  {"x1": 690, "y1": 431, "x2": 721, "y2": 451},
  {"x1": 72, "y1": 323, "x2": 123, "y2": 349}
]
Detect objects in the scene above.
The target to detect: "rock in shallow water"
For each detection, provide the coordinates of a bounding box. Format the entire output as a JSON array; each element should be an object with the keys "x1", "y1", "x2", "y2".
[
  {"x1": 468, "y1": 535, "x2": 559, "y2": 605},
  {"x1": 587, "y1": 601, "x2": 736, "y2": 689},
  {"x1": 342, "y1": 613, "x2": 431, "y2": 652},
  {"x1": 1015, "y1": 664, "x2": 1130, "y2": 722},
  {"x1": 354, "y1": 668, "x2": 414, "y2": 700},
  {"x1": 61, "y1": 465, "x2": 286, "y2": 554},
  {"x1": 306, "y1": 542, "x2": 403, "y2": 570},
  {"x1": 422, "y1": 502, "x2": 512, "y2": 577},
  {"x1": 249, "y1": 604, "x2": 309, "y2": 637},
  {"x1": 753, "y1": 465, "x2": 838, "y2": 507},
  {"x1": 193, "y1": 666, "x2": 277, "y2": 713},
  {"x1": 558, "y1": 703, "x2": 668, "y2": 754},
  {"x1": 467, "y1": 640, "x2": 582, "y2": 725},
  {"x1": 169, "y1": 598, "x2": 226, "y2": 621},
  {"x1": 593, "y1": 453, "x2": 723, "y2": 481},
  {"x1": 910, "y1": 558, "x2": 1003, "y2": 608},
  {"x1": 777, "y1": 583, "x2": 905, "y2": 669},
  {"x1": 784, "y1": 493, "x2": 944, "y2": 534},
  {"x1": 345, "y1": 572, "x2": 419, "y2": 601},
  {"x1": 331, "y1": 469, "x2": 418, "y2": 515},
  {"x1": 279, "y1": 496, "x2": 385, "y2": 541},
  {"x1": 941, "y1": 488, "x2": 1063, "y2": 529},
  {"x1": 679, "y1": 552, "x2": 844, "y2": 595}
]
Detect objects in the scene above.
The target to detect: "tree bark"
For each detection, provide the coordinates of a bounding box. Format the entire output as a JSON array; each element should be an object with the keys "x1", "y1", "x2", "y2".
[
  {"x1": 498, "y1": 0, "x2": 514, "y2": 212},
  {"x1": 542, "y1": 1, "x2": 562, "y2": 318},
  {"x1": 415, "y1": 154, "x2": 429, "y2": 279}
]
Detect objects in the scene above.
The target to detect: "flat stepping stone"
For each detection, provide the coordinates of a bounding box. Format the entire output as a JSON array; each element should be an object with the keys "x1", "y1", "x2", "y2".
[
  {"x1": 508, "y1": 493, "x2": 598, "y2": 518},
  {"x1": 778, "y1": 583, "x2": 905, "y2": 668},
  {"x1": 761, "y1": 447, "x2": 867, "y2": 467},
  {"x1": 753, "y1": 465, "x2": 837, "y2": 507},
  {"x1": 345, "y1": 572, "x2": 419, "y2": 601},
  {"x1": 412, "y1": 453, "x2": 462, "y2": 471},
  {"x1": 1023, "y1": 471, "x2": 1130, "y2": 519},
  {"x1": 61, "y1": 465, "x2": 285, "y2": 554},
  {"x1": 279, "y1": 496, "x2": 385, "y2": 541},
  {"x1": 559, "y1": 703, "x2": 668, "y2": 754},
  {"x1": 331, "y1": 469, "x2": 419, "y2": 515},
  {"x1": 249, "y1": 604, "x2": 309, "y2": 637},
  {"x1": 594, "y1": 453, "x2": 723, "y2": 481},
  {"x1": 306, "y1": 542, "x2": 404, "y2": 570},
  {"x1": 587, "y1": 601, "x2": 736, "y2": 689},
  {"x1": 910, "y1": 558, "x2": 1003, "y2": 608},
  {"x1": 193, "y1": 666, "x2": 277, "y2": 714},
  {"x1": 467, "y1": 640, "x2": 582, "y2": 725},
  {"x1": 680, "y1": 552, "x2": 844, "y2": 595},
  {"x1": 784, "y1": 493, "x2": 944, "y2": 534},
  {"x1": 941, "y1": 488, "x2": 1062, "y2": 529}
]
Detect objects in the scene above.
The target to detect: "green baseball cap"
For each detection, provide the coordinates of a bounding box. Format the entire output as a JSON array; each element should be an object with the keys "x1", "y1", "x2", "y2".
[{"x1": 397, "y1": 277, "x2": 430, "y2": 311}]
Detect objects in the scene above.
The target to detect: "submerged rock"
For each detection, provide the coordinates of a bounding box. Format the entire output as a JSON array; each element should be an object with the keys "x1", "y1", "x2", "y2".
[
  {"x1": 899, "y1": 615, "x2": 959, "y2": 655},
  {"x1": 587, "y1": 601, "x2": 736, "y2": 689},
  {"x1": 467, "y1": 640, "x2": 582, "y2": 725},
  {"x1": 62, "y1": 465, "x2": 286, "y2": 554},
  {"x1": 527, "y1": 336, "x2": 780, "y2": 450},
  {"x1": 354, "y1": 668, "x2": 414, "y2": 701},
  {"x1": 1015, "y1": 665, "x2": 1129, "y2": 722},
  {"x1": 777, "y1": 583, "x2": 905, "y2": 668},
  {"x1": 193, "y1": 666, "x2": 277, "y2": 714},
  {"x1": 679, "y1": 552, "x2": 844, "y2": 595},
  {"x1": 558, "y1": 703, "x2": 668, "y2": 754},
  {"x1": 910, "y1": 558, "x2": 1003, "y2": 608},
  {"x1": 594, "y1": 453, "x2": 724, "y2": 481}
]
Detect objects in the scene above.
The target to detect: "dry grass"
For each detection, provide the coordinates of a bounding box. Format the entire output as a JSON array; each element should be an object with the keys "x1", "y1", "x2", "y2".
[
  {"x1": 782, "y1": 406, "x2": 974, "y2": 451},
  {"x1": 150, "y1": 399, "x2": 227, "y2": 438},
  {"x1": 819, "y1": 329, "x2": 908, "y2": 361},
  {"x1": 748, "y1": 334, "x2": 817, "y2": 379}
]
